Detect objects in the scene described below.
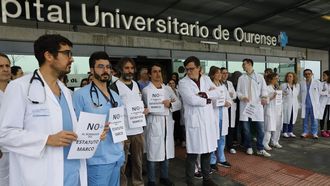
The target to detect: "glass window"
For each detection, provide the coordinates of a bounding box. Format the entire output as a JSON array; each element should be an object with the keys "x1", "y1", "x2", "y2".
[
  {"x1": 7, "y1": 54, "x2": 90, "y2": 75},
  {"x1": 300, "y1": 60, "x2": 321, "y2": 80}
]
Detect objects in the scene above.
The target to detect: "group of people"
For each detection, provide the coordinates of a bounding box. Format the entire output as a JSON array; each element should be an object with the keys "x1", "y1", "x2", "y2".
[{"x1": 0, "y1": 33, "x2": 329, "y2": 186}]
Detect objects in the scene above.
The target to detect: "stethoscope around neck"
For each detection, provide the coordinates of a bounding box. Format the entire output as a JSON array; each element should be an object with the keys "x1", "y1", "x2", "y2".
[
  {"x1": 90, "y1": 81, "x2": 118, "y2": 108},
  {"x1": 27, "y1": 69, "x2": 46, "y2": 104}
]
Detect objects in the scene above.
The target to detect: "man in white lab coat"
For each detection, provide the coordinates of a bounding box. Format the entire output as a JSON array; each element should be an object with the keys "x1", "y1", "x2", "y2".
[
  {"x1": 0, "y1": 34, "x2": 87, "y2": 186},
  {"x1": 0, "y1": 52, "x2": 11, "y2": 186},
  {"x1": 178, "y1": 56, "x2": 221, "y2": 186},
  {"x1": 142, "y1": 64, "x2": 181, "y2": 186},
  {"x1": 236, "y1": 58, "x2": 271, "y2": 157},
  {"x1": 300, "y1": 69, "x2": 321, "y2": 139}
]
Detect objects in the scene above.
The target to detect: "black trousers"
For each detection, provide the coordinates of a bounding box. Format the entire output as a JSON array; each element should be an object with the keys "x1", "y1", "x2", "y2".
[
  {"x1": 320, "y1": 105, "x2": 330, "y2": 130},
  {"x1": 185, "y1": 153, "x2": 211, "y2": 184}
]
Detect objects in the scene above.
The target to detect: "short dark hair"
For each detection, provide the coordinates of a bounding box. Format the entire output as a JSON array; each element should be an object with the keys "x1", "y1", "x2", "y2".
[
  {"x1": 323, "y1": 70, "x2": 330, "y2": 83},
  {"x1": 184, "y1": 56, "x2": 200, "y2": 67},
  {"x1": 265, "y1": 73, "x2": 278, "y2": 85},
  {"x1": 117, "y1": 57, "x2": 136, "y2": 74},
  {"x1": 148, "y1": 63, "x2": 162, "y2": 74},
  {"x1": 89, "y1": 51, "x2": 111, "y2": 68},
  {"x1": 220, "y1": 67, "x2": 227, "y2": 72},
  {"x1": 208, "y1": 66, "x2": 221, "y2": 81},
  {"x1": 11, "y1": 66, "x2": 22, "y2": 75},
  {"x1": 303, "y1": 69, "x2": 313, "y2": 74},
  {"x1": 34, "y1": 34, "x2": 73, "y2": 67},
  {"x1": 243, "y1": 58, "x2": 254, "y2": 66},
  {"x1": 0, "y1": 52, "x2": 10, "y2": 62}
]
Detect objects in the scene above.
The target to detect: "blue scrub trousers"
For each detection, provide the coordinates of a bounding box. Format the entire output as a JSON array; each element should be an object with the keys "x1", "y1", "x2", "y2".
[
  {"x1": 303, "y1": 107, "x2": 318, "y2": 135},
  {"x1": 87, "y1": 161, "x2": 122, "y2": 186}
]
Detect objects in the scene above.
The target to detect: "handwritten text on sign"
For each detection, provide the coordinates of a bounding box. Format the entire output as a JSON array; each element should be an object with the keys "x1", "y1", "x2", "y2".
[
  {"x1": 68, "y1": 112, "x2": 106, "y2": 159},
  {"x1": 147, "y1": 89, "x2": 165, "y2": 113},
  {"x1": 126, "y1": 101, "x2": 146, "y2": 128},
  {"x1": 109, "y1": 106, "x2": 127, "y2": 143}
]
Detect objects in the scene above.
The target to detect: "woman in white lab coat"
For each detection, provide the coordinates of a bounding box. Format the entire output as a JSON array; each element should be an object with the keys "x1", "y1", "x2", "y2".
[
  {"x1": 263, "y1": 73, "x2": 282, "y2": 150},
  {"x1": 281, "y1": 72, "x2": 300, "y2": 138},
  {"x1": 0, "y1": 71, "x2": 87, "y2": 186},
  {"x1": 319, "y1": 70, "x2": 330, "y2": 137},
  {"x1": 208, "y1": 66, "x2": 232, "y2": 168}
]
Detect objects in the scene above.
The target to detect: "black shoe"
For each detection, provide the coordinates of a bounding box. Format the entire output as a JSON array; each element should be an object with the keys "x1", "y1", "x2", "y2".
[
  {"x1": 160, "y1": 178, "x2": 175, "y2": 186},
  {"x1": 148, "y1": 181, "x2": 156, "y2": 186},
  {"x1": 209, "y1": 164, "x2": 217, "y2": 175},
  {"x1": 203, "y1": 179, "x2": 218, "y2": 186},
  {"x1": 218, "y1": 161, "x2": 231, "y2": 168}
]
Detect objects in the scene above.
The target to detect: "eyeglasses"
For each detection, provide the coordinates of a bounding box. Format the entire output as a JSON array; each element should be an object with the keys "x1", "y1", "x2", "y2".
[
  {"x1": 185, "y1": 67, "x2": 196, "y2": 72},
  {"x1": 57, "y1": 50, "x2": 72, "y2": 58},
  {"x1": 96, "y1": 64, "x2": 112, "y2": 70}
]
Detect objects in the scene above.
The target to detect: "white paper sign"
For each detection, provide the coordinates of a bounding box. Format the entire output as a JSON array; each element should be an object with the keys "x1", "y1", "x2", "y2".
[
  {"x1": 109, "y1": 107, "x2": 127, "y2": 143},
  {"x1": 275, "y1": 90, "x2": 282, "y2": 105},
  {"x1": 243, "y1": 103, "x2": 257, "y2": 119},
  {"x1": 126, "y1": 101, "x2": 146, "y2": 128},
  {"x1": 68, "y1": 112, "x2": 106, "y2": 159},
  {"x1": 147, "y1": 89, "x2": 165, "y2": 113}
]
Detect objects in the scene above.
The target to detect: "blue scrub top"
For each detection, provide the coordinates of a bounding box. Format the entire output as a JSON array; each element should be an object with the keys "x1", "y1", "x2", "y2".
[
  {"x1": 305, "y1": 83, "x2": 313, "y2": 108},
  {"x1": 219, "y1": 106, "x2": 224, "y2": 136},
  {"x1": 56, "y1": 92, "x2": 80, "y2": 186},
  {"x1": 72, "y1": 84, "x2": 124, "y2": 165}
]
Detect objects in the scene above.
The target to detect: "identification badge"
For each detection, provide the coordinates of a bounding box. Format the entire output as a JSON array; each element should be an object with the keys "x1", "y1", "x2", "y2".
[{"x1": 31, "y1": 105, "x2": 50, "y2": 117}]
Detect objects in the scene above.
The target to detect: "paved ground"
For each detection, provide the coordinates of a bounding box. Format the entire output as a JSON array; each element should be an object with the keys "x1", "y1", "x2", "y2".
[{"x1": 129, "y1": 118, "x2": 330, "y2": 185}]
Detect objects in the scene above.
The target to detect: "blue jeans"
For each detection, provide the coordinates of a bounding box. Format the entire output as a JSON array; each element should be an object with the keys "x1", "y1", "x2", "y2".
[
  {"x1": 241, "y1": 119, "x2": 265, "y2": 151},
  {"x1": 87, "y1": 160, "x2": 122, "y2": 186},
  {"x1": 210, "y1": 136, "x2": 226, "y2": 164},
  {"x1": 147, "y1": 160, "x2": 169, "y2": 183},
  {"x1": 303, "y1": 107, "x2": 319, "y2": 135}
]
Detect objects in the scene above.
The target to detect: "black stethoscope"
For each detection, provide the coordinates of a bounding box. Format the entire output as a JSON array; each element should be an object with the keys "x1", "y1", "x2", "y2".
[
  {"x1": 27, "y1": 69, "x2": 46, "y2": 104},
  {"x1": 90, "y1": 81, "x2": 118, "y2": 108}
]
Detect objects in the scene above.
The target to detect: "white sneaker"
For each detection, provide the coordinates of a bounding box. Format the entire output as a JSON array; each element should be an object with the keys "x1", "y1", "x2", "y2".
[
  {"x1": 257, "y1": 150, "x2": 271, "y2": 157},
  {"x1": 282, "y1": 133, "x2": 289, "y2": 138},
  {"x1": 273, "y1": 143, "x2": 282, "y2": 148},
  {"x1": 289, "y1": 133, "x2": 296, "y2": 138},
  {"x1": 246, "y1": 148, "x2": 253, "y2": 155},
  {"x1": 230, "y1": 148, "x2": 237, "y2": 154},
  {"x1": 264, "y1": 145, "x2": 272, "y2": 151}
]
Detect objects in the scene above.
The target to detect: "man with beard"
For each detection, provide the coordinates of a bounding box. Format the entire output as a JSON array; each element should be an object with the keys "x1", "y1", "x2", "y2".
[
  {"x1": 110, "y1": 57, "x2": 147, "y2": 186},
  {"x1": 0, "y1": 52, "x2": 11, "y2": 186},
  {"x1": 73, "y1": 51, "x2": 124, "y2": 186},
  {"x1": 0, "y1": 34, "x2": 87, "y2": 186}
]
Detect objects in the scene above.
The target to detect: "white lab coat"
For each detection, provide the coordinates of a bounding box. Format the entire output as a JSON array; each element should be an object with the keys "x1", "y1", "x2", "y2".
[
  {"x1": 264, "y1": 85, "x2": 277, "y2": 131},
  {"x1": 281, "y1": 83, "x2": 300, "y2": 124},
  {"x1": 225, "y1": 80, "x2": 237, "y2": 127},
  {"x1": 0, "y1": 90, "x2": 9, "y2": 186},
  {"x1": 319, "y1": 82, "x2": 330, "y2": 119},
  {"x1": 142, "y1": 83, "x2": 181, "y2": 161},
  {"x1": 178, "y1": 75, "x2": 221, "y2": 154},
  {"x1": 0, "y1": 71, "x2": 87, "y2": 186},
  {"x1": 237, "y1": 72, "x2": 268, "y2": 121},
  {"x1": 213, "y1": 84, "x2": 232, "y2": 137},
  {"x1": 300, "y1": 79, "x2": 321, "y2": 119}
]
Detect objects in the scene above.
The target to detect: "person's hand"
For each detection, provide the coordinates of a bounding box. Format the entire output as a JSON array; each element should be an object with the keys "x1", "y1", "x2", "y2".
[
  {"x1": 143, "y1": 108, "x2": 150, "y2": 115},
  {"x1": 224, "y1": 101, "x2": 231, "y2": 107},
  {"x1": 198, "y1": 92, "x2": 208, "y2": 98},
  {"x1": 271, "y1": 92, "x2": 277, "y2": 100},
  {"x1": 163, "y1": 100, "x2": 171, "y2": 108},
  {"x1": 100, "y1": 122, "x2": 110, "y2": 141},
  {"x1": 229, "y1": 92, "x2": 234, "y2": 98},
  {"x1": 46, "y1": 131, "x2": 78, "y2": 147},
  {"x1": 261, "y1": 98, "x2": 268, "y2": 105},
  {"x1": 241, "y1": 97, "x2": 249, "y2": 103}
]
